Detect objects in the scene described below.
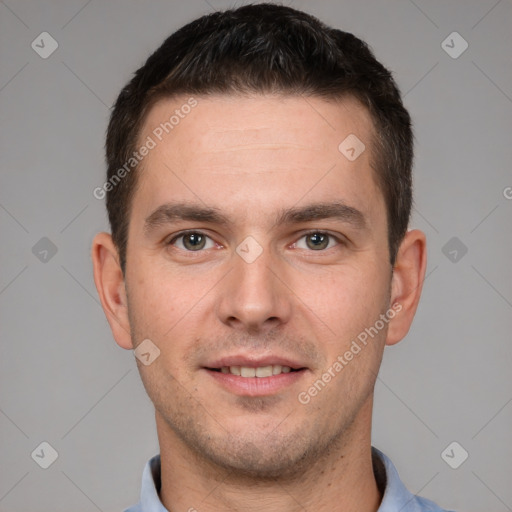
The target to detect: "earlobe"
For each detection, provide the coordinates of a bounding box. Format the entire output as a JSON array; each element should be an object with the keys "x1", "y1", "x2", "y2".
[
  {"x1": 386, "y1": 229, "x2": 427, "y2": 346},
  {"x1": 91, "y1": 232, "x2": 133, "y2": 350}
]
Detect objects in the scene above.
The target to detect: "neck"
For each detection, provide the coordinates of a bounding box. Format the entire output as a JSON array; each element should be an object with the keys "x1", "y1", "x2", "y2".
[{"x1": 156, "y1": 400, "x2": 382, "y2": 512}]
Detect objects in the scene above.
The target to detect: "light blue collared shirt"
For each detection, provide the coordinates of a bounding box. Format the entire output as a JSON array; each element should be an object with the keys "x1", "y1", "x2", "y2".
[{"x1": 124, "y1": 447, "x2": 453, "y2": 512}]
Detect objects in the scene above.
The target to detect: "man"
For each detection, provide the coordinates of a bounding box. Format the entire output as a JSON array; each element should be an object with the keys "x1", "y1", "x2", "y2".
[{"x1": 92, "y1": 4, "x2": 451, "y2": 511}]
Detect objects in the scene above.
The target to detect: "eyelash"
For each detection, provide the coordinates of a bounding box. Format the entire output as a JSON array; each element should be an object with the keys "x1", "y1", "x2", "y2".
[
  {"x1": 295, "y1": 230, "x2": 346, "y2": 252},
  {"x1": 167, "y1": 230, "x2": 345, "y2": 252}
]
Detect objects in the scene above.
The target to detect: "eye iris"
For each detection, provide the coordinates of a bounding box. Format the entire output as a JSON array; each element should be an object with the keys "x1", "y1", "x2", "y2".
[
  {"x1": 183, "y1": 233, "x2": 206, "y2": 251},
  {"x1": 306, "y1": 232, "x2": 329, "y2": 250}
]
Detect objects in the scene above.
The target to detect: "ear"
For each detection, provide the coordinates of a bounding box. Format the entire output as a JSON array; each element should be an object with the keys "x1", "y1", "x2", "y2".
[
  {"x1": 91, "y1": 232, "x2": 133, "y2": 349},
  {"x1": 386, "y1": 229, "x2": 427, "y2": 346}
]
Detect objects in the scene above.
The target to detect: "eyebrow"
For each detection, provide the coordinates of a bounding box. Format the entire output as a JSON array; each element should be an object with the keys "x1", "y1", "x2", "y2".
[
  {"x1": 143, "y1": 200, "x2": 367, "y2": 235},
  {"x1": 144, "y1": 203, "x2": 230, "y2": 234},
  {"x1": 273, "y1": 201, "x2": 367, "y2": 230}
]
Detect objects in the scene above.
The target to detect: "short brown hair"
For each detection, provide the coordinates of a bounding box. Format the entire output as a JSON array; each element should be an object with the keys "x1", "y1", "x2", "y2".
[{"x1": 106, "y1": 3, "x2": 413, "y2": 272}]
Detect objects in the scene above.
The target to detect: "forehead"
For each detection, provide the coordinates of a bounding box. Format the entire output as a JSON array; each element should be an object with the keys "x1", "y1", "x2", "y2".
[
  {"x1": 140, "y1": 93, "x2": 374, "y2": 157},
  {"x1": 133, "y1": 93, "x2": 383, "y2": 226}
]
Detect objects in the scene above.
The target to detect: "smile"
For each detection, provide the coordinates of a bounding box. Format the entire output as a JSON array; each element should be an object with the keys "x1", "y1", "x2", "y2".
[
  {"x1": 210, "y1": 365, "x2": 298, "y2": 377},
  {"x1": 204, "y1": 366, "x2": 307, "y2": 396}
]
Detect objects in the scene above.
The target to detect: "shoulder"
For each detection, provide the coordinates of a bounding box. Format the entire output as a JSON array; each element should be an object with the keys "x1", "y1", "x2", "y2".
[
  {"x1": 408, "y1": 494, "x2": 455, "y2": 512},
  {"x1": 373, "y1": 447, "x2": 455, "y2": 512},
  {"x1": 123, "y1": 506, "x2": 142, "y2": 512}
]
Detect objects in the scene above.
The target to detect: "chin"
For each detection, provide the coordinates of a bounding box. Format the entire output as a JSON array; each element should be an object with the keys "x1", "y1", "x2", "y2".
[
  {"x1": 189, "y1": 424, "x2": 336, "y2": 482},
  {"x1": 206, "y1": 439, "x2": 310, "y2": 480}
]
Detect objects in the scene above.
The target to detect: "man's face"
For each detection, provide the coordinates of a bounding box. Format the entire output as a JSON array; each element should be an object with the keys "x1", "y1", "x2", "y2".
[{"x1": 124, "y1": 94, "x2": 393, "y2": 477}]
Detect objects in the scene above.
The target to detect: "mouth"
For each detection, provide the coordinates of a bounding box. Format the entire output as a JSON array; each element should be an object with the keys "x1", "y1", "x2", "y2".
[
  {"x1": 202, "y1": 359, "x2": 308, "y2": 396},
  {"x1": 206, "y1": 364, "x2": 304, "y2": 377}
]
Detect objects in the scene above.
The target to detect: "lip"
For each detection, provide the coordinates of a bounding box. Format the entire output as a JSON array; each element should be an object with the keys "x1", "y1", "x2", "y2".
[
  {"x1": 204, "y1": 367, "x2": 308, "y2": 396},
  {"x1": 204, "y1": 354, "x2": 307, "y2": 370}
]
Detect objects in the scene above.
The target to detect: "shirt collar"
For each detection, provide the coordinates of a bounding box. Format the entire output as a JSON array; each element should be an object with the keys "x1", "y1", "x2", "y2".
[
  {"x1": 139, "y1": 453, "x2": 167, "y2": 512},
  {"x1": 372, "y1": 447, "x2": 448, "y2": 511}
]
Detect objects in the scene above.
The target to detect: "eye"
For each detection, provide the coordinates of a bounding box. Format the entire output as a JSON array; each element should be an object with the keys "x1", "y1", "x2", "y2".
[
  {"x1": 169, "y1": 231, "x2": 216, "y2": 251},
  {"x1": 294, "y1": 231, "x2": 341, "y2": 251}
]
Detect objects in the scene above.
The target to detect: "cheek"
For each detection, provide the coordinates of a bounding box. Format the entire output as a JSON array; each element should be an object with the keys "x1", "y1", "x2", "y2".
[
  {"x1": 302, "y1": 266, "x2": 391, "y2": 386},
  {"x1": 126, "y1": 263, "x2": 209, "y2": 370},
  {"x1": 308, "y1": 263, "x2": 388, "y2": 327},
  {"x1": 127, "y1": 258, "x2": 186, "y2": 322}
]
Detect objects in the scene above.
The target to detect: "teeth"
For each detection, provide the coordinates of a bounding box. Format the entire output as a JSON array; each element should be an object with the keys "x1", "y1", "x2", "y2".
[
  {"x1": 219, "y1": 365, "x2": 294, "y2": 377},
  {"x1": 241, "y1": 367, "x2": 256, "y2": 377},
  {"x1": 256, "y1": 366, "x2": 273, "y2": 377}
]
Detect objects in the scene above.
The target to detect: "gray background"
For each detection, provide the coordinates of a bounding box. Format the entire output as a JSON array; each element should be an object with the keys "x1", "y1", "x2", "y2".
[{"x1": 1, "y1": 0, "x2": 511, "y2": 511}]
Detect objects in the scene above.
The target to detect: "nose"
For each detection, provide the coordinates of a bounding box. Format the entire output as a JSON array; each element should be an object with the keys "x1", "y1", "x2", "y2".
[{"x1": 216, "y1": 244, "x2": 292, "y2": 334}]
